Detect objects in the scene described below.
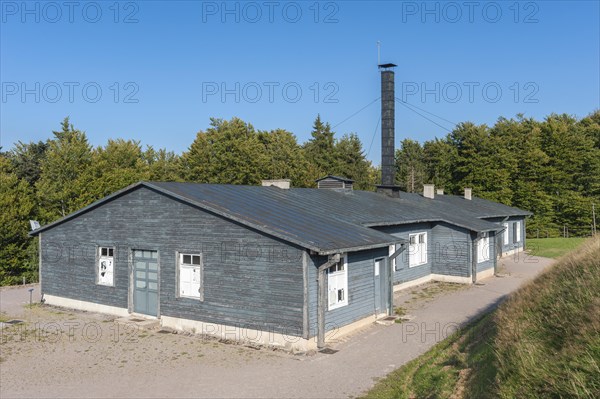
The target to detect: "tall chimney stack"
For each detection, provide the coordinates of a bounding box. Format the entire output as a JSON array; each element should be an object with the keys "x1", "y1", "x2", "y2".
[
  {"x1": 376, "y1": 63, "x2": 401, "y2": 197},
  {"x1": 380, "y1": 64, "x2": 396, "y2": 186}
]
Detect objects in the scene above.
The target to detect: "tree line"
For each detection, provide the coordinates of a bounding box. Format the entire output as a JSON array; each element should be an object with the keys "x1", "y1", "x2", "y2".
[{"x1": 2, "y1": 111, "x2": 599, "y2": 284}]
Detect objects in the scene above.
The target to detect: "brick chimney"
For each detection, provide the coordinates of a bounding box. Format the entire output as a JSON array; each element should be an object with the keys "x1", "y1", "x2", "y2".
[{"x1": 464, "y1": 188, "x2": 472, "y2": 200}]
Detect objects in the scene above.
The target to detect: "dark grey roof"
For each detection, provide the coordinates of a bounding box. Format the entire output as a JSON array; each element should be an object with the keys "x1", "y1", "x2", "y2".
[
  {"x1": 407, "y1": 193, "x2": 532, "y2": 219},
  {"x1": 30, "y1": 181, "x2": 529, "y2": 254},
  {"x1": 30, "y1": 182, "x2": 404, "y2": 255},
  {"x1": 275, "y1": 189, "x2": 502, "y2": 233}
]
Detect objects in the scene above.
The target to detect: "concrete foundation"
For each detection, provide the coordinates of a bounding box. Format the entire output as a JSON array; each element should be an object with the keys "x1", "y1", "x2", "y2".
[
  {"x1": 392, "y1": 268, "x2": 497, "y2": 292},
  {"x1": 42, "y1": 294, "x2": 384, "y2": 352},
  {"x1": 501, "y1": 246, "x2": 523, "y2": 257},
  {"x1": 43, "y1": 294, "x2": 129, "y2": 317}
]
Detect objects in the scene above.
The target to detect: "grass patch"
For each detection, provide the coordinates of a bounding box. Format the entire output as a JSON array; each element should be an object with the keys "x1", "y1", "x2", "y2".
[
  {"x1": 402, "y1": 282, "x2": 467, "y2": 307},
  {"x1": 362, "y1": 237, "x2": 600, "y2": 399},
  {"x1": 362, "y1": 314, "x2": 497, "y2": 399},
  {"x1": 526, "y1": 237, "x2": 587, "y2": 259},
  {"x1": 394, "y1": 307, "x2": 407, "y2": 318}
]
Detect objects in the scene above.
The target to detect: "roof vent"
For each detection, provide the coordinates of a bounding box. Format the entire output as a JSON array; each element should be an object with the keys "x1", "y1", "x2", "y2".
[
  {"x1": 464, "y1": 188, "x2": 472, "y2": 200},
  {"x1": 436, "y1": 189, "x2": 444, "y2": 195},
  {"x1": 316, "y1": 175, "x2": 353, "y2": 190},
  {"x1": 423, "y1": 184, "x2": 435, "y2": 199},
  {"x1": 261, "y1": 179, "x2": 290, "y2": 189}
]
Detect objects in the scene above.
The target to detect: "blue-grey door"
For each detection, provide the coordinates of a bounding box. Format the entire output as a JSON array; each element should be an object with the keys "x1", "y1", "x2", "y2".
[
  {"x1": 133, "y1": 250, "x2": 159, "y2": 316},
  {"x1": 374, "y1": 259, "x2": 388, "y2": 314}
]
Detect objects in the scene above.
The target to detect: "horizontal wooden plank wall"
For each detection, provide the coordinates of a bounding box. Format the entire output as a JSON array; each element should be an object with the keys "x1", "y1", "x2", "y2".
[
  {"x1": 485, "y1": 216, "x2": 526, "y2": 255},
  {"x1": 41, "y1": 186, "x2": 305, "y2": 335},
  {"x1": 431, "y1": 222, "x2": 471, "y2": 277},
  {"x1": 375, "y1": 223, "x2": 433, "y2": 284},
  {"x1": 307, "y1": 246, "x2": 388, "y2": 338}
]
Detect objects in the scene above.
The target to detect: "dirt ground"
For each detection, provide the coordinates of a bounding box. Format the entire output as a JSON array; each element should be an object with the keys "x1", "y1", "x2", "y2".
[
  {"x1": 1, "y1": 299, "x2": 295, "y2": 398},
  {"x1": 0, "y1": 255, "x2": 553, "y2": 398}
]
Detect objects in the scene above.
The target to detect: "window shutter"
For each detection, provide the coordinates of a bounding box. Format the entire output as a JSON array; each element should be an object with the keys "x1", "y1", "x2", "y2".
[
  {"x1": 328, "y1": 287, "x2": 337, "y2": 307},
  {"x1": 513, "y1": 223, "x2": 517, "y2": 243},
  {"x1": 98, "y1": 256, "x2": 114, "y2": 286},
  {"x1": 180, "y1": 254, "x2": 202, "y2": 298},
  {"x1": 421, "y1": 233, "x2": 427, "y2": 264},
  {"x1": 478, "y1": 236, "x2": 489, "y2": 262},
  {"x1": 190, "y1": 267, "x2": 201, "y2": 295},
  {"x1": 179, "y1": 266, "x2": 191, "y2": 297},
  {"x1": 327, "y1": 255, "x2": 348, "y2": 309}
]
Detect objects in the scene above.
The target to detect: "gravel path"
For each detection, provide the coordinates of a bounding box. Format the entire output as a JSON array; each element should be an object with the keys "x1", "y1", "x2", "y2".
[{"x1": 0, "y1": 254, "x2": 553, "y2": 398}]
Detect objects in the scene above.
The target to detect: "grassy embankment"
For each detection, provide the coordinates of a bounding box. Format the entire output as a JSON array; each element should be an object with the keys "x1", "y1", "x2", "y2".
[{"x1": 362, "y1": 237, "x2": 598, "y2": 399}]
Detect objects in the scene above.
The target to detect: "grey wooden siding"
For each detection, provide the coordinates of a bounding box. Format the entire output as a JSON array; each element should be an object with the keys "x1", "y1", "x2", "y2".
[
  {"x1": 41, "y1": 186, "x2": 305, "y2": 335},
  {"x1": 485, "y1": 216, "x2": 526, "y2": 255},
  {"x1": 374, "y1": 223, "x2": 432, "y2": 284},
  {"x1": 431, "y1": 222, "x2": 471, "y2": 277},
  {"x1": 307, "y1": 247, "x2": 388, "y2": 337}
]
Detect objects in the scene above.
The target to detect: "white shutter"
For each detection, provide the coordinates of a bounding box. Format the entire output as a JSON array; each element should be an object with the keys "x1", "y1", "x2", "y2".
[
  {"x1": 409, "y1": 233, "x2": 427, "y2": 267},
  {"x1": 408, "y1": 235, "x2": 417, "y2": 267},
  {"x1": 503, "y1": 223, "x2": 509, "y2": 245},
  {"x1": 516, "y1": 222, "x2": 521, "y2": 242},
  {"x1": 179, "y1": 253, "x2": 202, "y2": 298},
  {"x1": 478, "y1": 235, "x2": 489, "y2": 262},
  {"x1": 98, "y1": 257, "x2": 113, "y2": 286},
  {"x1": 419, "y1": 233, "x2": 427, "y2": 264},
  {"x1": 190, "y1": 267, "x2": 201, "y2": 296},
  {"x1": 327, "y1": 256, "x2": 348, "y2": 310},
  {"x1": 328, "y1": 287, "x2": 337, "y2": 307},
  {"x1": 179, "y1": 266, "x2": 191, "y2": 297}
]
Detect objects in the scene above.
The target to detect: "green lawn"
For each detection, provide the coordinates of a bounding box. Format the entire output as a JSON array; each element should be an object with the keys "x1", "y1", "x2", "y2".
[{"x1": 526, "y1": 237, "x2": 587, "y2": 259}]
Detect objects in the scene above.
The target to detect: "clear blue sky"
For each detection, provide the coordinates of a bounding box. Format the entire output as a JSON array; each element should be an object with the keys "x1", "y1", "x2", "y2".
[{"x1": 1, "y1": 0, "x2": 599, "y2": 164}]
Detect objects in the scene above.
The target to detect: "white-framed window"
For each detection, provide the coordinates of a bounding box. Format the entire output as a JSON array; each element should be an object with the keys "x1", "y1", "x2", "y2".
[
  {"x1": 97, "y1": 247, "x2": 114, "y2": 286},
  {"x1": 478, "y1": 233, "x2": 490, "y2": 263},
  {"x1": 503, "y1": 223, "x2": 509, "y2": 245},
  {"x1": 328, "y1": 254, "x2": 348, "y2": 310},
  {"x1": 513, "y1": 221, "x2": 521, "y2": 243},
  {"x1": 178, "y1": 253, "x2": 203, "y2": 300},
  {"x1": 408, "y1": 232, "x2": 427, "y2": 267}
]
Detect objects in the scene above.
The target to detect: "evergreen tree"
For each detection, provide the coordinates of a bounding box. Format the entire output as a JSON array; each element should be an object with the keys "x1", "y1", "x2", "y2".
[
  {"x1": 448, "y1": 122, "x2": 513, "y2": 203},
  {"x1": 8, "y1": 140, "x2": 48, "y2": 187},
  {"x1": 423, "y1": 138, "x2": 455, "y2": 192},
  {"x1": 0, "y1": 155, "x2": 37, "y2": 285},
  {"x1": 334, "y1": 133, "x2": 372, "y2": 190},
  {"x1": 395, "y1": 138, "x2": 425, "y2": 193},
  {"x1": 36, "y1": 118, "x2": 92, "y2": 221},
  {"x1": 303, "y1": 115, "x2": 338, "y2": 177}
]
